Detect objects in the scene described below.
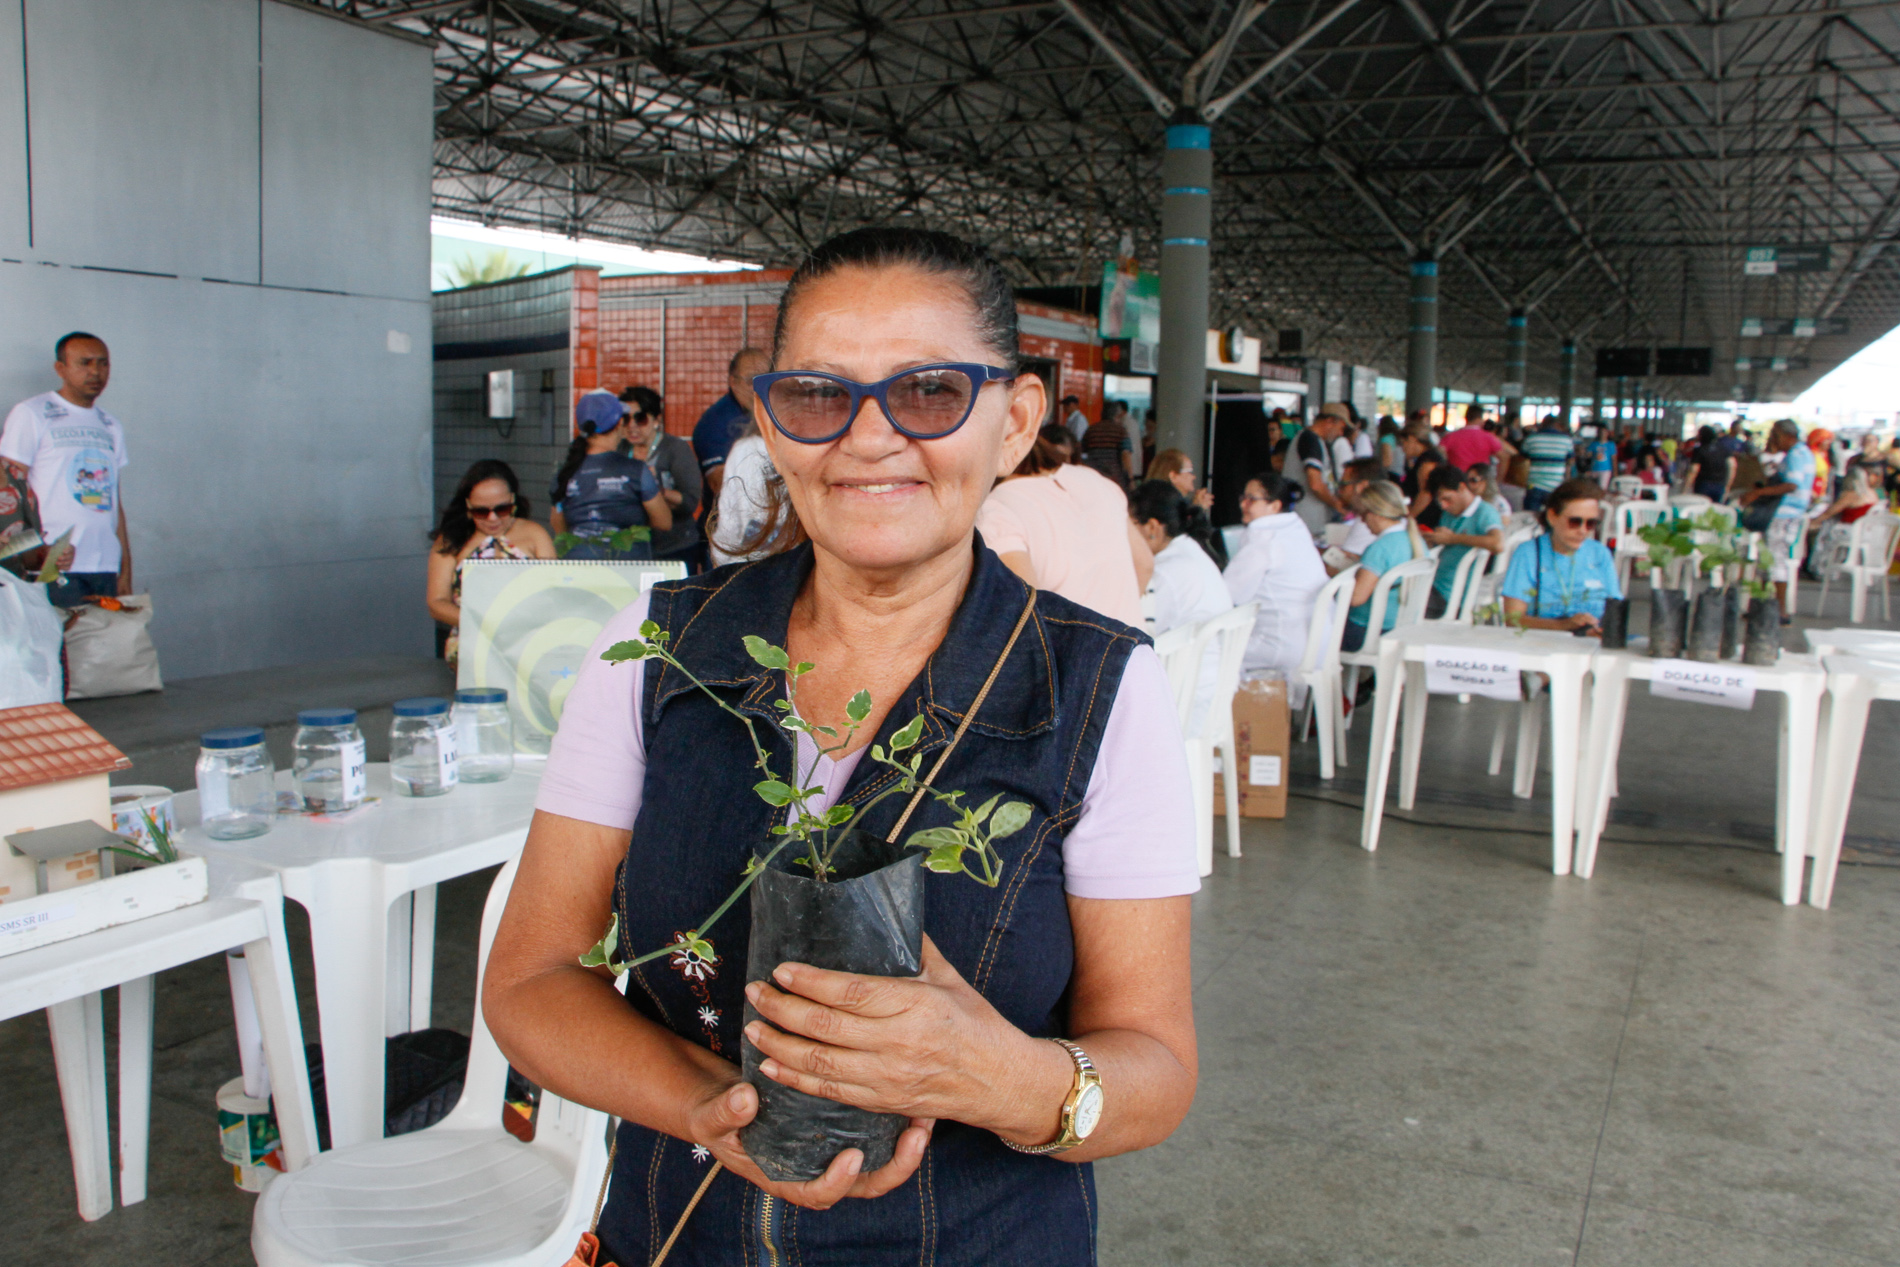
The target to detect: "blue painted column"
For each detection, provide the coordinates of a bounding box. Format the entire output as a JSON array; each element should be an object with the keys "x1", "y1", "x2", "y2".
[
  {"x1": 1503, "y1": 308, "x2": 1528, "y2": 420},
  {"x1": 1156, "y1": 116, "x2": 1212, "y2": 458},
  {"x1": 1405, "y1": 255, "x2": 1438, "y2": 420}
]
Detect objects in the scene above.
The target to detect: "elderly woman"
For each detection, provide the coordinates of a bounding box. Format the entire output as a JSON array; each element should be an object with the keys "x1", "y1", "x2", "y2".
[
  {"x1": 483, "y1": 228, "x2": 1199, "y2": 1266},
  {"x1": 1500, "y1": 478, "x2": 1623, "y2": 633}
]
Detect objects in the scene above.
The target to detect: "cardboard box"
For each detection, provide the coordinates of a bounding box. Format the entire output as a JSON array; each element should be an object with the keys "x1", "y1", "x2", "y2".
[{"x1": 1214, "y1": 675, "x2": 1290, "y2": 819}]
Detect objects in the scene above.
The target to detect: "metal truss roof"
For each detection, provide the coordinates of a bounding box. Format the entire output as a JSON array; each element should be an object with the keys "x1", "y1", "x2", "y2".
[{"x1": 311, "y1": 0, "x2": 1900, "y2": 404}]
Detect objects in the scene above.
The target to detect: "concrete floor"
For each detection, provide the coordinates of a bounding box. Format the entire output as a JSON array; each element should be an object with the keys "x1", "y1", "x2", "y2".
[{"x1": 9, "y1": 590, "x2": 1900, "y2": 1264}]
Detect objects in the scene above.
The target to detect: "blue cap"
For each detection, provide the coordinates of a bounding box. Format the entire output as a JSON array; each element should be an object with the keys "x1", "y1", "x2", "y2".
[
  {"x1": 393, "y1": 697, "x2": 450, "y2": 718},
  {"x1": 575, "y1": 391, "x2": 626, "y2": 434},
  {"x1": 201, "y1": 726, "x2": 265, "y2": 750},
  {"x1": 297, "y1": 708, "x2": 357, "y2": 727},
  {"x1": 455, "y1": 687, "x2": 507, "y2": 705}
]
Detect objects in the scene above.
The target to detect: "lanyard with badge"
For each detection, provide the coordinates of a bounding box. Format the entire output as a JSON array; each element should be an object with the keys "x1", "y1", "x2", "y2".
[{"x1": 1532, "y1": 536, "x2": 1584, "y2": 617}]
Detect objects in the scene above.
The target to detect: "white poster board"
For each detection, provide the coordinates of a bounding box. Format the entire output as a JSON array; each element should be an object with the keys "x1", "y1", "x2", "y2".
[{"x1": 456, "y1": 559, "x2": 686, "y2": 753}]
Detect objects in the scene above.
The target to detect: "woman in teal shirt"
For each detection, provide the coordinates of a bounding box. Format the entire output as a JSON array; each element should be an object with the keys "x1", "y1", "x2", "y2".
[
  {"x1": 1341, "y1": 481, "x2": 1427, "y2": 651},
  {"x1": 1500, "y1": 479, "x2": 1623, "y2": 633}
]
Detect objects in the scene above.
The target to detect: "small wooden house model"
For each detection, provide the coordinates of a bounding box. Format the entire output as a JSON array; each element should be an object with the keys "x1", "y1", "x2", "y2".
[{"x1": 0, "y1": 702, "x2": 132, "y2": 902}]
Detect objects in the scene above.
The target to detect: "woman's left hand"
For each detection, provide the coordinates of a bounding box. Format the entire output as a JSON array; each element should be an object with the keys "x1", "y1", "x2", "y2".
[{"x1": 744, "y1": 935, "x2": 1063, "y2": 1138}]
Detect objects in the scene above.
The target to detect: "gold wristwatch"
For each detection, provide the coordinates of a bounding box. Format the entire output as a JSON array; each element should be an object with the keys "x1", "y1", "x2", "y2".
[{"x1": 1005, "y1": 1038, "x2": 1103, "y2": 1155}]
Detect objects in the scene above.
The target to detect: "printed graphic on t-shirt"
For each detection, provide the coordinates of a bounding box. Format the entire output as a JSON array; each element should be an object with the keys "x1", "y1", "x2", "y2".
[{"x1": 69, "y1": 447, "x2": 117, "y2": 511}]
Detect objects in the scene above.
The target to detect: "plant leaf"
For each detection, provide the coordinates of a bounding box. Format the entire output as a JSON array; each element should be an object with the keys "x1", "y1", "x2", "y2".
[
  {"x1": 742, "y1": 856, "x2": 764, "y2": 877},
  {"x1": 970, "y1": 793, "x2": 1001, "y2": 827},
  {"x1": 754, "y1": 779, "x2": 795, "y2": 807},
  {"x1": 989, "y1": 801, "x2": 1033, "y2": 840},
  {"x1": 579, "y1": 914, "x2": 625, "y2": 974},
  {"x1": 813, "y1": 725, "x2": 838, "y2": 738},
  {"x1": 742, "y1": 636, "x2": 791, "y2": 671},
  {"x1": 870, "y1": 743, "x2": 887, "y2": 763},
  {"x1": 793, "y1": 661, "x2": 816, "y2": 678},
  {"x1": 824, "y1": 805, "x2": 854, "y2": 826},
  {"x1": 602, "y1": 640, "x2": 648, "y2": 662},
  {"x1": 780, "y1": 716, "x2": 811, "y2": 734},
  {"x1": 846, "y1": 690, "x2": 873, "y2": 723},
  {"x1": 890, "y1": 715, "x2": 926, "y2": 750},
  {"x1": 923, "y1": 844, "x2": 966, "y2": 873},
  {"x1": 907, "y1": 825, "x2": 965, "y2": 851}
]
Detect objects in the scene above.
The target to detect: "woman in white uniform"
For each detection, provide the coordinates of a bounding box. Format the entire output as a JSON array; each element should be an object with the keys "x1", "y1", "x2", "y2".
[
  {"x1": 1222, "y1": 471, "x2": 1327, "y2": 700},
  {"x1": 1131, "y1": 480, "x2": 1234, "y2": 732}
]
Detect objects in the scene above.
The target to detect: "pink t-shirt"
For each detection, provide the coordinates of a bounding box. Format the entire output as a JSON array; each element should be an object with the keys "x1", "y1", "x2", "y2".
[
  {"x1": 975, "y1": 465, "x2": 1143, "y2": 626},
  {"x1": 535, "y1": 594, "x2": 1200, "y2": 900},
  {"x1": 1441, "y1": 426, "x2": 1504, "y2": 472}
]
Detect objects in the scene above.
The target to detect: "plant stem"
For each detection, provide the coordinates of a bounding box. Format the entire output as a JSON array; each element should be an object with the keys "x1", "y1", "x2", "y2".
[{"x1": 623, "y1": 835, "x2": 798, "y2": 968}]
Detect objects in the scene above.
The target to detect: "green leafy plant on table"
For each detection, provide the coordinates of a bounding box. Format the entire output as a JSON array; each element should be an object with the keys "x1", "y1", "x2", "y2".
[
  {"x1": 102, "y1": 808, "x2": 181, "y2": 867},
  {"x1": 579, "y1": 623, "x2": 1032, "y2": 975},
  {"x1": 553, "y1": 526, "x2": 651, "y2": 558}
]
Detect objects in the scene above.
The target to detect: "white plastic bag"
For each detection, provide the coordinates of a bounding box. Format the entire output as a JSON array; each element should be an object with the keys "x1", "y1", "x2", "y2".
[
  {"x1": 0, "y1": 570, "x2": 64, "y2": 707},
  {"x1": 64, "y1": 594, "x2": 164, "y2": 699}
]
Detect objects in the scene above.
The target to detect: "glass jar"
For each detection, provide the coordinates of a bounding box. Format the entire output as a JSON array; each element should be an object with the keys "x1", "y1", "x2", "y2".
[
  {"x1": 390, "y1": 697, "x2": 457, "y2": 797},
  {"x1": 196, "y1": 727, "x2": 276, "y2": 840},
  {"x1": 452, "y1": 688, "x2": 514, "y2": 783},
  {"x1": 293, "y1": 708, "x2": 368, "y2": 812}
]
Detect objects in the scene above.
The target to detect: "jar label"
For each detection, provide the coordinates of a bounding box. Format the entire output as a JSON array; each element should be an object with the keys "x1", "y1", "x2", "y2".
[
  {"x1": 438, "y1": 726, "x2": 460, "y2": 788},
  {"x1": 343, "y1": 738, "x2": 368, "y2": 803}
]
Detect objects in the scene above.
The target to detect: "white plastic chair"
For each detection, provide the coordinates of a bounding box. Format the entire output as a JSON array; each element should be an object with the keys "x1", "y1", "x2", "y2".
[
  {"x1": 1295, "y1": 571, "x2": 1358, "y2": 778},
  {"x1": 1467, "y1": 526, "x2": 1534, "y2": 618},
  {"x1": 1198, "y1": 604, "x2": 1259, "y2": 865},
  {"x1": 254, "y1": 856, "x2": 615, "y2": 1267},
  {"x1": 1668, "y1": 492, "x2": 1712, "y2": 514},
  {"x1": 1152, "y1": 621, "x2": 1221, "y2": 877},
  {"x1": 1814, "y1": 511, "x2": 1900, "y2": 623},
  {"x1": 1427, "y1": 546, "x2": 1489, "y2": 625},
  {"x1": 1611, "y1": 502, "x2": 1670, "y2": 594},
  {"x1": 1610, "y1": 475, "x2": 1642, "y2": 500},
  {"x1": 1340, "y1": 556, "x2": 1438, "y2": 729}
]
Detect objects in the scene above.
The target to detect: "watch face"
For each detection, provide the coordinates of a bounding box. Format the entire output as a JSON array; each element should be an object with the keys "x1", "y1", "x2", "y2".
[{"x1": 1073, "y1": 1084, "x2": 1104, "y2": 1138}]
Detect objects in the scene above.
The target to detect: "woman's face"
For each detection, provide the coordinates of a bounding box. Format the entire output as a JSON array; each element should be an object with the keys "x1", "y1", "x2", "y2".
[
  {"x1": 1240, "y1": 480, "x2": 1281, "y2": 524},
  {"x1": 1401, "y1": 434, "x2": 1425, "y2": 458},
  {"x1": 757, "y1": 264, "x2": 1044, "y2": 574},
  {"x1": 1545, "y1": 497, "x2": 1601, "y2": 553},
  {"x1": 630, "y1": 412, "x2": 661, "y2": 446},
  {"x1": 466, "y1": 477, "x2": 517, "y2": 534},
  {"x1": 1169, "y1": 463, "x2": 1196, "y2": 497}
]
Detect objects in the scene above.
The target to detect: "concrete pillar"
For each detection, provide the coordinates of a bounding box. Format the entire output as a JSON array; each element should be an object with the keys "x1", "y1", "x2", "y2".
[
  {"x1": 1156, "y1": 117, "x2": 1211, "y2": 459},
  {"x1": 1590, "y1": 376, "x2": 1603, "y2": 428},
  {"x1": 1614, "y1": 377, "x2": 1627, "y2": 431},
  {"x1": 1503, "y1": 308, "x2": 1527, "y2": 420},
  {"x1": 1556, "y1": 339, "x2": 1576, "y2": 429},
  {"x1": 1405, "y1": 255, "x2": 1438, "y2": 419}
]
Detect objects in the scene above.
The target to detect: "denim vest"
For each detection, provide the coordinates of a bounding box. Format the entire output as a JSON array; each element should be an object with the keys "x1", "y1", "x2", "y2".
[{"x1": 598, "y1": 535, "x2": 1144, "y2": 1267}]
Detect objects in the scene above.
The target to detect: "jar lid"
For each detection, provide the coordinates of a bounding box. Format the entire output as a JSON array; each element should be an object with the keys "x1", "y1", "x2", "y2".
[
  {"x1": 297, "y1": 708, "x2": 358, "y2": 727},
  {"x1": 201, "y1": 726, "x2": 266, "y2": 750},
  {"x1": 454, "y1": 687, "x2": 508, "y2": 705},
  {"x1": 392, "y1": 696, "x2": 450, "y2": 717}
]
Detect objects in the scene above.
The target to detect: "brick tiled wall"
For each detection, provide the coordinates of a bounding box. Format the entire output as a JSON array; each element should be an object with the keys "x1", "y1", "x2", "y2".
[{"x1": 598, "y1": 271, "x2": 793, "y2": 438}]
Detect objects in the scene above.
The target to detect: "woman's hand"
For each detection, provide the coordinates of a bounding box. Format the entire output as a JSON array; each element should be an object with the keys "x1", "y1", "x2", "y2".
[
  {"x1": 1193, "y1": 487, "x2": 1214, "y2": 511},
  {"x1": 744, "y1": 936, "x2": 1070, "y2": 1145},
  {"x1": 681, "y1": 1076, "x2": 934, "y2": 1211}
]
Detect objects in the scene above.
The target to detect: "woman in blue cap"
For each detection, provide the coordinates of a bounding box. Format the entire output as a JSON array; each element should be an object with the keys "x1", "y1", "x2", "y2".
[{"x1": 551, "y1": 390, "x2": 674, "y2": 559}]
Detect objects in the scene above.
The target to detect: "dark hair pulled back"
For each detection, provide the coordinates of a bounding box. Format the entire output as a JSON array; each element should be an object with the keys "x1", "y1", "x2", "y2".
[
  {"x1": 432, "y1": 459, "x2": 528, "y2": 554},
  {"x1": 620, "y1": 384, "x2": 664, "y2": 422},
  {"x1": 1129, "y1": 480, "x2": 1190, "y2": 537},
  {"x1": 739, "y1": 227, "x2": 1023, "y2": 556},
  {"x1": 1247, "y1": 469, "x2": 1302, "y2": 509}
]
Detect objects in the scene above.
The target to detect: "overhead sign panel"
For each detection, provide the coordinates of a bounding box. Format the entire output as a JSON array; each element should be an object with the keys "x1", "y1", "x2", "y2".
[
  {"x1": 1595, "y1": 347, "x2": 1651, "y2": 378},
  {"x1": 1654, "y1": 348, "x2": 1713, "y2": 377},
  {"x1": 1739, "y1": 317, "x2": 1849, "y2": 338},
  {"x1": 1743, "y1": 245, "x2": 1832, "y2": 275}
]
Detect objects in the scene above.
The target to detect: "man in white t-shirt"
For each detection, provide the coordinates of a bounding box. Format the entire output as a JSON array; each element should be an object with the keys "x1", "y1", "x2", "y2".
[{"x1": 0, "y1": 332, "x2": 131, "y2": 607}]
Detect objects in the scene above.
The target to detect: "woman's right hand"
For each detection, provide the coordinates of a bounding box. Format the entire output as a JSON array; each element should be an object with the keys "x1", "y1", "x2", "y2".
[
  {"x1": 1566, "y1": 612, "x2": 1601, "y2": 634},
  {"x1": 682, "y1": 1075, "x2": 934, "y2": 1211}
]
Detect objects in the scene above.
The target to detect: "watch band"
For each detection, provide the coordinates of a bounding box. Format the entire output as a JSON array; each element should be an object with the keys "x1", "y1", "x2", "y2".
[{"x1": 1004, "y1": 1038, "x2": 1101, "y2": 1155}]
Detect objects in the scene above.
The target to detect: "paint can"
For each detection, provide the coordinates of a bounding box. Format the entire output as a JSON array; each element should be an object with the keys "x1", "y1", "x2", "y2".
[{"x1": 216, "y1": 1077, "x2": 284, "y2": 1192}]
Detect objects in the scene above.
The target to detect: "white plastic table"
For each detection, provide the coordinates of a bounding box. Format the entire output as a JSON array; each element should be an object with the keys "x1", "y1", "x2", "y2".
[
  {"x1": 1803, "y1": 627, "x2": 1900, "y2": 660},
  {"x1": 181, "y1": 763, "x2": 540, "y2": 1150},
  {"x1": 0, "y1": 863, "x2": 317, "y2": 1222},
  {"x1": 1575, "y1": 648, "x2": 1825, "y2": 903},
  {"x1": 1807, "y1": 655, "x2": 1900, "y2": 909},
  {"x1": 1359, "y1": 624, "x2": 1597, "y2": 874}
]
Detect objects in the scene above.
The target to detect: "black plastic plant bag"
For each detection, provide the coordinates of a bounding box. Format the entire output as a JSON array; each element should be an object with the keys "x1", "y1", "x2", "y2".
[
  {"x1": 1720, "y1": 586, "x2": 1744, "y2": 661},
  {"x1": 1743, "y1": 597, "x2": 1782, "y2": 666},
  {"x1": 1598, "y1": 598, "x2": 1630, "y2": 650},
  {"x1": 1687, "y1": 587, "x2": 1727, "y2": 662},
  {"x1": 740, "y1": 829, "x2": 925, "y2": 1182},
  {"x1": 1648, "y1": 590, "x2": 1688, "y2": 658}
]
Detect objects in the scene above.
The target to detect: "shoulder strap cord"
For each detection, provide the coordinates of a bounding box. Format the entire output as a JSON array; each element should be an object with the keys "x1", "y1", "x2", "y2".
[{"x1": 586, "y1": 586, "x2": 1040, "y2": 1265}]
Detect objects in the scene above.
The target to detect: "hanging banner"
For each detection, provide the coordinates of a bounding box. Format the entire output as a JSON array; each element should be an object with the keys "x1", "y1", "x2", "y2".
[
  {"x1": 1424, "y1": 646, "x2": 1523, "y2": 700},
  {"x1": 457, "y1": 559, "x2": 685, "y2": 752},
  {"x1": 1099, "y1": 260, "x2": 1161, "y2": 344},
  {"x1": 1648, "y1": 660, "x2": 1757, "y2": 710}
]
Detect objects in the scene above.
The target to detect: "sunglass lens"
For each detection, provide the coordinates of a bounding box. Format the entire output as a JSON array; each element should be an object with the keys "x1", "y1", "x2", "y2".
[
  {"x1": 886, "y1": 367, "x2": 975, "y2": 437},
  {"x1": 767, "y1": 375, "x2": 854, "y2": 440},
  {"x1": 1568, "y1": 516, "x2": 1600, "y2": 529}
]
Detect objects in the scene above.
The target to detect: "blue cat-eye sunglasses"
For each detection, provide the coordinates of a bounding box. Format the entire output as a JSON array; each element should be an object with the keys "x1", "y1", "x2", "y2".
[{"x1": 752, "y1": 362, "x2": 1018, "y2": 444}]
